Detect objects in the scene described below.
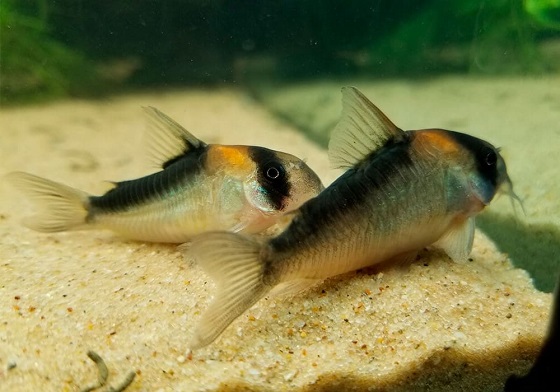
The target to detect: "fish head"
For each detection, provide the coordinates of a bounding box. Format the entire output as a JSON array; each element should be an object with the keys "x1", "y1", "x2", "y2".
[
  {"x1": 413, "y1": 129, "x2": 521, "y2": 212},
  {"x1": 205, "y1": 145, "x2": 322, "y2": 233},
  {"x1": 243, "y1": 147, "x2": 324, "y2": 216},
  {"x1": 448, "y1": 131, "x2": 523, "y2": 211},
  {"x1": 453, "y1": 131, "x2": 507, "y2": 206}
]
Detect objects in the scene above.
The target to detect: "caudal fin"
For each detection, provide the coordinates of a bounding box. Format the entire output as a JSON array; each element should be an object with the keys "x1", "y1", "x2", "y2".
[
  {"x1": 6, "y1": 171, "x2": 91, "y2": 232},
  {"x1": 180, "y1": 232, "x2": 272, "y2": 349}
]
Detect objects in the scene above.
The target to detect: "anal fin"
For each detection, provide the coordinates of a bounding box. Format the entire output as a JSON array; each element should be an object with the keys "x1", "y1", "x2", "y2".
[
  {"x1": 385, "y1": 250, "x2": 419, "y2": 267},
  {"x1": 268, "y1": 278, "x2": 322, "y2": 298}
]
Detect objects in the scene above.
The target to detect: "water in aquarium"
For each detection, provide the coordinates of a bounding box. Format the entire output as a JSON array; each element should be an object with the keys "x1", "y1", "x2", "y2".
[{"x1": 1, "y1": 1, "x2": 559, "y2": 391}]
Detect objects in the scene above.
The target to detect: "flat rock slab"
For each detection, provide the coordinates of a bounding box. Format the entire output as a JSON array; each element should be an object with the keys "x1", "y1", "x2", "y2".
[{"x1": 0, "y1": 87, "x2": 553, "y2": 391}]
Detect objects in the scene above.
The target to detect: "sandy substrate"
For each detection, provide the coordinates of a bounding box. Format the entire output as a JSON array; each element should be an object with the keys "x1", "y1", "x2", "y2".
[{"x1": 0, "y1": 84, "x2": 554, "y2": 391}]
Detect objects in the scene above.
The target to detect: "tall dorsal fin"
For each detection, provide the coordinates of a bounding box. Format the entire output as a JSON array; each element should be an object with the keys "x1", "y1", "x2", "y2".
[
  {"x1": 328, "y1": 86, "x2": 405, "y2": 169},
  {"x1": 143, "y1": 106, "x2": 207, "y2": 169}
]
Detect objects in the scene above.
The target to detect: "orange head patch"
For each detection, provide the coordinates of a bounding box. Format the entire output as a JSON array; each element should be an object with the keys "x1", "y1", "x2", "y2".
[
  {"x1": 412, "y1": 130, "x2": 462, "y2": 156},
  {"x1": 206, "y1": 145, "x2": 254, "y2": 174}
]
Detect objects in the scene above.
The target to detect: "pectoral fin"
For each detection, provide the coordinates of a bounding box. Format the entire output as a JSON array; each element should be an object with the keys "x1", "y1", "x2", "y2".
[{"x1": 434, "y1": 217, "x2": 475, "y2": 263}]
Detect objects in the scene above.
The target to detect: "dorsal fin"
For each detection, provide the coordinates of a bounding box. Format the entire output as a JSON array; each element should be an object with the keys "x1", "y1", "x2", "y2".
[
  {"x1": 328, "y1": 86, "x2": 405, "y2": 169},
  {"x1": 143, "y1": 106, "x2": 207, "y2": 169}
]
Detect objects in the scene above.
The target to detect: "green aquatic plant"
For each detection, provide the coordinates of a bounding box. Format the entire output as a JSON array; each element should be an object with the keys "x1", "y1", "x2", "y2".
[
  {"x1": 525, "y1": 0, "x2": 560, "y2": 29},
  {"x1": 466, "y1": 0, "x2": 543, "y2": 73},
  {"x1": 0, "y1": 0, "x2": 98, "y2": 104},
  {"x1": 364, "y1": 0, "x2": 550, "y2": 74}
]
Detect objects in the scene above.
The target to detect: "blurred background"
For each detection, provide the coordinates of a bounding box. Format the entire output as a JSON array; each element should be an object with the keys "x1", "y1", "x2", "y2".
[{"x1": 2, "y1": 0, "x2": 560, "y2": 104}]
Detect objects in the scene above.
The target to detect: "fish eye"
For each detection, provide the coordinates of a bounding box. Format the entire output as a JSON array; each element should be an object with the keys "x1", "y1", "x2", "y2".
[
  {"x1": 266, "y1": 165, "x2": 281, "y2": 180},
  {"x1": 263, "y1": 161, "x2": 286, "y2": 182},
  {"x1": 485, "y1": 150, "x2": 497, "y2": 166}
]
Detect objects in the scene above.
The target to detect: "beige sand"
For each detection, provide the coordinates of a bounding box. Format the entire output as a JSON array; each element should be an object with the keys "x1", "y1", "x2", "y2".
[{"x1": 0, "y1": 83, "x2": 554, "y2": 391}]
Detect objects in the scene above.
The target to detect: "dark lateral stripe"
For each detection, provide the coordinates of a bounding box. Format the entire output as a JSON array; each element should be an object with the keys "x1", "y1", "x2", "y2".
[
  {"x1": 89, "y1": 147, "x2": 206, "y2": 215},
  {"x1": 249, "y1": 146, "x2": 291, "y2": 211},
  {"x1": 270, "y1": 137, "x2": 413, "y2": 253}
]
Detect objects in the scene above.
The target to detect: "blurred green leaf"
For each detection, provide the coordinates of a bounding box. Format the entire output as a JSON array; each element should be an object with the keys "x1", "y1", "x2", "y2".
[{"x1": 0, "y1": 0, "x2": 99, "y2": 104}]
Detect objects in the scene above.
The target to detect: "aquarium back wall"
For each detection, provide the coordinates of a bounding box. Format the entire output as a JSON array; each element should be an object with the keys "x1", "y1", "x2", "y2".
[{"x1": 5, "y1": 0, "x2": 559, "y2": 103}]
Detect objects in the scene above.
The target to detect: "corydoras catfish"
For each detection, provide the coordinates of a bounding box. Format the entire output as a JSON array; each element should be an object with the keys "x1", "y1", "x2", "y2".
[
  {"x1": 185, "y1": 86, "x2": 522, "y2": 349},
  {"x1": 7, "y1": 107, "x2": 323, "y2": 243}
]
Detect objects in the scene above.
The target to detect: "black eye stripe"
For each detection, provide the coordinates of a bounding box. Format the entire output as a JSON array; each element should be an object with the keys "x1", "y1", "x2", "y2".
[
  {"x1": 485, "y1": 151, "x2": 497, "y2": 166},
  {"x1": 249, "y1": 147, "x2": 291, "y2": 210}
]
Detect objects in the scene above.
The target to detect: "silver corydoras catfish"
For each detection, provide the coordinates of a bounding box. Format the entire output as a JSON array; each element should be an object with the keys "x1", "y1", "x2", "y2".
[
  {"x1": 184, "y1": 86, "x2": 522, "y2": 349},
  {"x1": 7, "y1": 107, "x2": 323, "y2": 243}
]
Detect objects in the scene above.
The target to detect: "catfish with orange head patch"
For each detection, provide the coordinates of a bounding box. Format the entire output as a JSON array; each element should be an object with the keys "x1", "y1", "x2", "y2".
[
  {"x1": 184, "y1": 86, "x2": 522, "y2": 349},
  {"x1": 7, "y1": 107, "x2": 323, "y2": 243}
]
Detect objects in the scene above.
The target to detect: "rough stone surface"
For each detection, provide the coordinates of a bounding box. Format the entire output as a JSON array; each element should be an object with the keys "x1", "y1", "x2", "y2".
[{"x1": 0, "y1": 86, "x2": 553, "y2": 391}]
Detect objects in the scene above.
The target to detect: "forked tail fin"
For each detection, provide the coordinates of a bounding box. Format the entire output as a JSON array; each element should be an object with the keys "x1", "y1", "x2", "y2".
[
  {"x1": 6, "y1": 171, "x2": 91, "y2": 232},
  {"x1": 180, "y1": 232, "x2": 272, "y2": 349}
]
